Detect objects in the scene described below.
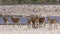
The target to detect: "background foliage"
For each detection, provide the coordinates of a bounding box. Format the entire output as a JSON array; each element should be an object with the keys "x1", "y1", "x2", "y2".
[{"x1": 1, "y1": 0, "x2": 60, "y2": 5}]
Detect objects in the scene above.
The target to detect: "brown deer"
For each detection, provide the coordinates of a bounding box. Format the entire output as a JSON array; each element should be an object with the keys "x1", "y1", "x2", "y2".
[
  {"x1": 39, "y1": 17, "x2": 45, "y2": 28},
  {"x1": 35, "y1": 15, "x2": 45, "y2": 28},
  {"x1": 25, "y1": 15, "x2": 36, "y2": 28},
  {"x1": 31, "y1": 16, "x2": 36, "y2": 28},
  {"x1": 11, "y1": 15, "x2": 20, "y2": 28},
  {"x1": 47, "y1": 16, "x2": 57, "y2": 29},
  {"x1": 34, "y1": 15, "x2": 40, "y2": 28},
  {"x1": 3, "y1": 16, "x2": 8, "y2": 25},
  {"x1": 25, "y1": 15, "x2": 33, "y2": 28},
  {"x1": 2, "y1": 15, "x2": 10, "y2": 27},
  {"x1": 26, "y1": 16, "x2": 32, "y2": 28}
]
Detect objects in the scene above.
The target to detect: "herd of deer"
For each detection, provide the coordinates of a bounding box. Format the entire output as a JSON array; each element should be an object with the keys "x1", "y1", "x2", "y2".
[{"x1": 0, "y1": 14, "x2": 57, "y2": 29}]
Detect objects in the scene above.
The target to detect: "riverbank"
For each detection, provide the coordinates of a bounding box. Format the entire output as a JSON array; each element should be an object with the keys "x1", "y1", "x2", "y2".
[{"x1": 0, "y1": 23, "x2": 60, "y2": 34}]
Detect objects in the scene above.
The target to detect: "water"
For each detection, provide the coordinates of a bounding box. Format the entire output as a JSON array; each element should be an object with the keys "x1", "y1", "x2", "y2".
[{"x1": 0, "y1": 16, "x2": 60, "y2": 24}]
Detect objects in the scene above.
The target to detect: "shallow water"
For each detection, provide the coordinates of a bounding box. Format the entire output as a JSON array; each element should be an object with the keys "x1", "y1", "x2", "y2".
[{"x1": 0, "y1": 16, "x2": 60, "y2": 24}]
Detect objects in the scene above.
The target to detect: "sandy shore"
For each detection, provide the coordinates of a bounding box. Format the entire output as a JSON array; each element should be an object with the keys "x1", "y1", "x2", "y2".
[{"x1": 0, "y1": 23, "x2": 60, "y2": 34}]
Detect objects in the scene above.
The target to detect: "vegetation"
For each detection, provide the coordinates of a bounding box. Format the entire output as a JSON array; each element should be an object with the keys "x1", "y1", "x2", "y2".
[{"x1": 1, "y1": 0, "x2": 60, "y2": 5}]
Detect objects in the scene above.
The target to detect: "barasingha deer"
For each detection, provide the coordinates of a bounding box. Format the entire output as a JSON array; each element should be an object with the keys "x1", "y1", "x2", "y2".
[
  {"x1": 25, "y1": 16, "x2": 32, "y2": 28},
  {"x1": 34, "y1": 15, "x2": 40, "y2": 28},
  {"x1": 2, "y1": 15, "x2": 10, "y2": 27},
  {"x1": 35, "y1": 15, "x2": 45, "y2": 28},
  {"x1": 25, "y1": 15, "x2": 35, "y2": 28},
  {"x1": 31, "y1": 15, "x2": 36, "y2": 28},
  {"x1": 10, "y1": 15, "x2": 21, "y2": 28},
  {"x1": 47, "y1": 15, "x2": 57, "y2": 29},
  {"x1": 3, "y1": 16, "x2": 8, "y2": 25},
  {"x1": 39, "y1": 17, "x2": 45, "y2": 28}
]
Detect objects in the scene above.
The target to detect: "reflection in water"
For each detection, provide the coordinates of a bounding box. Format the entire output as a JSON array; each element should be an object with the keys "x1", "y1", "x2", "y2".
[{"x1": 0, "y1": 16, "x2": 60, "y2": 24}]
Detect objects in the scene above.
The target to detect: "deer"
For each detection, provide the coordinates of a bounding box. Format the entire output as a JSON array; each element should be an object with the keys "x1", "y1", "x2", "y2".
[
  {"x1": 2, "y1": 15, "x2": 10, "y2": 27},
  {"x1": 10, "y1": 15, "x2": 20, "y2": 28},
  {"x1": 47, "y1": 15, "x2": 57, "y2": 29},
  {"x1": 35, "y1": 15, "x2": 45, "y2": 28}
]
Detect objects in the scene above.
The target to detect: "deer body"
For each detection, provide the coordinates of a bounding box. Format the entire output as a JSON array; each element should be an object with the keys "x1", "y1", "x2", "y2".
[{"x1": 47, "y1": 16, "x2": 57, "y2": 29}]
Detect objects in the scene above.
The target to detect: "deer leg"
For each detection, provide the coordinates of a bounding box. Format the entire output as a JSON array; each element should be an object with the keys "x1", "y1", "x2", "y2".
[
  {"x1": 43, "y1": 22, "x2": 45, "y2": 28},
  {"x1": 30, "y1": 21, "x2": 32, "y2": 28},
  {"x1": 44, "y1": 22, "x2": 46, "y2": 27},
  {"x1": 19, "y1": 21, "x2": 21, "y2": 28},
  {"x1": 5, "y1": 22, "x2": 7, "y2": 27},
  {"x1": 32, "y1": 22, "x2": 35, "y2": 28},
  {"x1": 18, "y1": 20, "x2": 21, "y2": 28},
  {"x1": 16, "y1": 22, "x2": 20, "y2": 28},
  {"x1": 35, "y1": 19, "x2": 39, "y2": 28},
  {"x1": 33, "y1": 21, "x2": 37, "y2": 29},
  {"x1": 17, "y1": 21, "x2": 20, "y2": 28},
  {"x1": 6, "y1": 21, "x2": 8, "y2": 28},
  {"x1": 27, "y1": 21, "x2": 30, "y2": 28},
  {"x1": 39, "y1": 23, "x2": 42, "y2": 28},
  {"x1": 54, "y1": 23, "x2": 57, "y2": 29},
  {"x1": 27, "y1": 22, "x2": 29, "y2": 28},
  {"x1": 13, "y1": 22, "x2": 16, "y2": 28},
  {"x1": 28, "y1": 23, "x2": 30, "y2": 28},
  {"x1": 37, "y1": 21, "x2": 39, "y2": 28},
  {"x1": 49, "y1": 23, "x2": 52, "y2": 30},
  {"x1": 34, "y1": 20, "x2": 39, "y2": 28},
  {"x1": 20, "y1": 22, "x2": 21, "y2": 28},
  {"x1": 43, "y1": 20, "x2": 46, "y2": 27},
  {"x1": 34, "y1": 21, "x2": 36, "y2": 28}
]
